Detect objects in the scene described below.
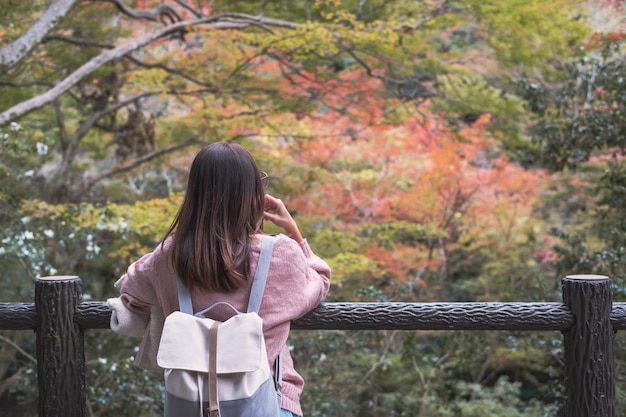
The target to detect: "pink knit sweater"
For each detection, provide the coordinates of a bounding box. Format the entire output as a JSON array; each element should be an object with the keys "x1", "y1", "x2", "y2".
[{"x1": 119, "y1": 233, "x2": 331, "y2": 416}]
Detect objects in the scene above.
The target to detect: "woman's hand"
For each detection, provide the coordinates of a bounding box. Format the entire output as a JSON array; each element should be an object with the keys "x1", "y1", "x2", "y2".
[{"x1": 263, "y1": 194, "x2": 304, "y2": 243}]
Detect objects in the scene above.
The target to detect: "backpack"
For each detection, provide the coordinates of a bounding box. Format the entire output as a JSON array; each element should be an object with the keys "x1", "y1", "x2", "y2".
[{"x1": 157, "y1": 235, "x2": 282, "y2": 417}]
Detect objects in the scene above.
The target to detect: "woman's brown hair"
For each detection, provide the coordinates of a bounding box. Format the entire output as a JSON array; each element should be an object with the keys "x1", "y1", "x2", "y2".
[{"x1": 164, "y1": 142, "x2": 265, "y2": 291}]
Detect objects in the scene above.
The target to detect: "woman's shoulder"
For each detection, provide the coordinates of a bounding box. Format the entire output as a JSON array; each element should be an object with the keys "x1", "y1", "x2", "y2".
[
  {"x1": 267, "y1": 234, "x2": 312, "y2": 270},
  {"x1": 145, "y1": 237, "x2": 174, "y2": 261},
  {"x1": 268, "y1": 233, "x2": 301, "y2": 251},
  {"x1": 253, "y1": 234, "x2": 308, "y2": 268},
  {"x1": 131, "y1": 237, "x2": 173, "y2": 271}
]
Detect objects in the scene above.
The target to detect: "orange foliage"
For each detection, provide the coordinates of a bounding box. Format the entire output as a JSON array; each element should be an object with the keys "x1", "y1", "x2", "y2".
[{"x1": 253, "y1": 67, "x2": 547, "y2": 291}]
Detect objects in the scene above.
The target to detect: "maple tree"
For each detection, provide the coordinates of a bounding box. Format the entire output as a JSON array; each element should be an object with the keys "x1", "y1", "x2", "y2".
[{"x1": 250, "y1": 65, "x2": 550, "y2": 302}]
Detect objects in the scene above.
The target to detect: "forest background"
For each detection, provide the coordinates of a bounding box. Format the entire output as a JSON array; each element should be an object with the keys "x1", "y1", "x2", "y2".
[{"x1": 1, "y1": 0, "x2": 626, "y2": 416}]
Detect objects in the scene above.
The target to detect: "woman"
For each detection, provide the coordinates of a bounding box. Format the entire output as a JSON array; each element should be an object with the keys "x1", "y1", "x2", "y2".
[{"x1": 117, "y1": 142, "x2": 331, "y2": 417}]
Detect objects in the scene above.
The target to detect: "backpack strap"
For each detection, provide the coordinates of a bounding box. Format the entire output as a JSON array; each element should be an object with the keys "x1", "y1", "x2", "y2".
[
  {"x1": 176, "y1": 276, "x2": 194, "y2": 315},
  {"x1": 248, "y1": 235, "x2": 283, "y2": 394},
  {"x1": 207, "y1": 321, "x2": 221, "y2": 417},
  {"x1": 247, "y1": 235, "x2": 276, "y2": 313}
]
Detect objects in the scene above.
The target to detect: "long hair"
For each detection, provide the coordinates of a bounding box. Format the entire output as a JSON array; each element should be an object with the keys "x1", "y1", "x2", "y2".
[{"x1": 165, "y1": 142, "x2": 265, "y2": 291}]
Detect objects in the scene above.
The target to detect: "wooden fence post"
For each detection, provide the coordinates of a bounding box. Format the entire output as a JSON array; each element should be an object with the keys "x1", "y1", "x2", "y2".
[
  {"x1": 562, "y1": 274, "x2": 614, "y2": 417},
  {"x1": 35, "y1": 276, "x2": 85, "y2": 417}
]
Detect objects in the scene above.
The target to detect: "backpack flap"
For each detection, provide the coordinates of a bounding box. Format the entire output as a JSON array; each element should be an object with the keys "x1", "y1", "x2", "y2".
[{"x1": 157, "y1": 311, "x2": 264, "y2": 374}]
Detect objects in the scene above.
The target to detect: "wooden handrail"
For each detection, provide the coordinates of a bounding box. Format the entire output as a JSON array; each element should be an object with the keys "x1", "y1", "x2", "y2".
[{"x1": 0, "y1": 301, "x2": 580, "y2": 331}]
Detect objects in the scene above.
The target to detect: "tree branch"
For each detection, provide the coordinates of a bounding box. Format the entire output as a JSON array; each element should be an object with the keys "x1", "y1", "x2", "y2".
[
  {"x1": 124, "y1": 55, "x2": 217, "y2": 90},
  {"x1": 0, "y1": 80, "x2": 54, "y2": 88},
  {"x1": 43, "y1": 33, "x2": 115, "y2": 49},
  {"x1": 395, "y1": 0, "x2": 450, "y2": 32},
  {"x1": 0, "y1": 14, "x2": 298, "y2": 126},
  {"x1": 0, "y1": 0, "x2": 79, "y2": 72},
  {"x1": 174, "y1": 0, "x2": 203, "y2": 18},
  {"x1": 42, "y1": 34, "x2": 217, "y2": 91},
  {"x1": 0, "y1": 335, "x2": 37, "y2": 364},
  {"x1": 258, "y1": 0, "x2": 271, "y2": 16},
  {"x1": 76, "y1": 137, "x2": 199, "y2": 199},
  {"x1": 53, "y1": 92, "x2": 157, "y2": 192},
  {"x1": 53, "y1": 98, "x2": 68, "y2": 148},
  {"x1": 344, "y1": 47, "x2": 437, "y2": 99},
  {"x1": 95, "y1": 0, "x2": 182, "y2": 24}
]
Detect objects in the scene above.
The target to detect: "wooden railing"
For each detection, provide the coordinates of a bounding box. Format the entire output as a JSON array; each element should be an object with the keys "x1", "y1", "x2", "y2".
[{"x1": 0, "y1": 274, "x2": 623, "y2": 417}]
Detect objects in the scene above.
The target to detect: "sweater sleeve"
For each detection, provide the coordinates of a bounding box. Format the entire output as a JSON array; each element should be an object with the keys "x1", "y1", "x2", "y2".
[
  {"x1": 118, "y1": 248, "x2": 161, "y2": 316},
  {"x1": 297, "y1": 238, "x2": 331, "y2": 312},
  {"x1": 261, "y1": 235, "x2": 331, "y2": 325}
]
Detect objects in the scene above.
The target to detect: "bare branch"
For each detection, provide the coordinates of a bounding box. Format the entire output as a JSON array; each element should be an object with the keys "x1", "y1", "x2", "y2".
[
  {"x1": 0, "y1": 0, "x2": 79, "y2": 72},
  {"x1": 344, "y1": 48, "x2": 437, "y2": 100},
  {"x1": 0, "y1": 80, "x2": 54, "y2": 88},
  {"x1": 53, "y1": 92, "x2": 156, "y2": 189},
  {"x1": 53, "y1": 98, "x2": 68, "y2": 148},
  {"x1": 43, "y1": 33, "x2": 115, "y2": 49},
  {"x1": 76, "y1": 137, "x2": 199, "y2": 198},
  {"x1": 0, "y1": 335, "x2": 37, "y2": 364},
  {"x1": 344, "y1": 48, "x2": 386, "y2": 81},
  {"x1": 220, "y1": 12, "x2": 295, "y2": 29},
  {"x1": 220, "y1": 33, "x2": 304, "y2": 86},
  {"x1": 95, "y1": 0, "x2": 182, "y2": 23},
  {"x1": 174, "y1": 0, "x2": 203, "y2": 18},
  {"x1": 259, "y1": 0, "x2": 271, "y2": 16},
  {"x1": 395, "y1": 0, "x2": 450, "y2": 32},
  {"x1": 0, "y1": 14, "x2": 298, "y2": 126},
  {"x1": 124, "y1": 55, "x2": 217, "y2": 90}
]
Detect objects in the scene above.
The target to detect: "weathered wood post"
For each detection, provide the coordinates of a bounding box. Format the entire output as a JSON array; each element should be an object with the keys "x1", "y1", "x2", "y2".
[
  {"x1": 35, "y1": 276, "x2": 85, "y2": 417},
  {"x1": 562, "y1": 274, "x2": 614, "y2": 417}
]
